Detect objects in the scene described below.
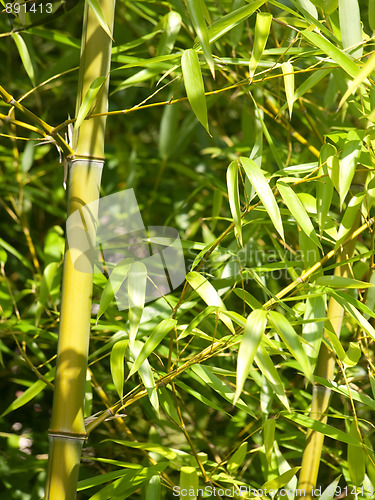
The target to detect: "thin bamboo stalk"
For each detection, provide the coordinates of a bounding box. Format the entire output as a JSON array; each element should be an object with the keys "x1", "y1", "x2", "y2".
[{"x1": 45, "y1": 1, "x2": 115, "y2": 499}]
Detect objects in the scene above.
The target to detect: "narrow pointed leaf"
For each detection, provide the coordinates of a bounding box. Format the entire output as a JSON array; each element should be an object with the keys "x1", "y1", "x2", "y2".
[
  {"x1": 281, "y1": 61, "x2": 294, "y2": 119},
  {"x1": 87, "y1": 0, "x2": 114, "y2": 40},
  {"x1": 317, "y1": 143, "x2": 335, "y2": 234},
  {"x1": 339, "y1": 53, "x2": 375, "y2": 109},
  {"x1": 302, "y1": 31, "x2": 360, "y2": 78},
  {"x1": 186, "y1": 271, "x2": 234, "y2": 333},
  {"x1": 339, "y1": 0, "x2": 363, "y2": 58},
  {"x1": 127, "y1": 319, "x2": 177, "y2": 378},
  {"x1": 241, "y1": 157, "x2": 284, "y2": 240},
  {"x1": 227, "y1": 442, "x2": 248, "y2": 473},
  {"x1": 227, "y1": 161, "x2": 242, "y2": 245},
  {"x1": 128, "y1": 262, "x2": 147, "y2": 346},
  {"x1": 234, "y1": 309, "x2": 267, "y2": 405},
  {"x1": 180, "y1": 467, "x2": 199, "y2": 500},
  {"x1": 110, "y1": 340, "x2": 128, "y2": 400},
  {"x1": 130, "y1": 341, "x2": 159, "y2": 413},
  {"x1": 268, "y1": 311, "x2": 313, "y2": 382},
  {"x1": 277, "y1": 181, "x2": 321, "y2": 249},
  {"x1": 185, "y1": 0, "x2": 214, "y2": 77},
  {"x1": 348, "y1": 420, "x2": 366, "y2": 486},
  {"x1": 74, "y1": 76, "x2": 106, "y2": 131},
  {"x1": 338, "y1": 132, "x2": 361, "y2": 205},
  {"x1": 249, "y1": 12, "x2": 273, "y2": 80},
  {"x1": 157, "y1": 11, "x2": 182, "y2": 56},
  {"x1": 255, "y1": 344, "x2": 290, "y2": 411},
  {"x1": 315, "y1": 275, "x2": 372, "y2": 289},
  {"x1": 97, "y1": 258, "x2": 133, "y2": 320},
  {"x1": 12, "y1": 33, "x2": 36, "y2": 85},
  {"x1": 181, "y1": 49, "x2": 210, "y2": 134},
  {"x1": 262, "y1": 467, "x2": 301, "y2": 491}
]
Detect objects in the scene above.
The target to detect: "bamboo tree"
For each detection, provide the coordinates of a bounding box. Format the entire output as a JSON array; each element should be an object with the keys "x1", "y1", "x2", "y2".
[{"x1": 45, "y1": 1, "x2": 115, "y2": 499}]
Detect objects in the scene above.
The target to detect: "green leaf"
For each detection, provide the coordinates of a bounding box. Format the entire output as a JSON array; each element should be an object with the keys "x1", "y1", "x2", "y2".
[
  {"x1": 335, "y1": 193, "x2": 364, "y2": 248},
  {"x1": 110, "y1": 340, "x2": 128, "y2": 400},
  {"x1": 348, "y1": 420, "x2": 366, "y2": 486},
  {"x1": 234, "y1": 309, "x2": 267, "y2": 405},
  {"x1": 338, "y1": 132, "x2": 361, "y2": 206},
  {"x1": 227, "y1": 442, "x2": 247, "y2": 473},
  {"x1": 342, "y1": 342, "x2": 361, "y2": 367},
  {"x1": 319, "y1": 477, "x2": 341, "y2": 500},
  {"x1": 267, "y1": 311, "x2": 313, "y2": 382},
  {"x1": 128, "y1": 262, "x2": 147, "y2": 347},
  {"x1": 255, "y1": 344, "x2": 290, "y2": 411},
  {"x1": 104, "y1": 440, "x2": 177, "y2": 460},
  {"x1": 87, "y1": 0, "x2": 114, "y2": 40},
  {"x1": 179, "y1": 467, "x2": 199, "y2": 500},
  {"x1": 185, "y1": 0, "x2": 214, "y2": 77},
  {"x1": 314, "y1": 276, "x2": 372, "y2": 289},
  {"x1": 249, "y1": 12, "x2": 273, "y2": 80},
  {"x1": 207, "y1": 1, "x2": 265, "y2": 44},
  {"x1": 186, "y1": 271, "x2": 234, "y2": 333},
  {"x1": 97, "y1": 258, "x2": 133, "y2": 321},
  {"x1": 129, "y1": 341, "x2": 159, "y2": 413},
  {"x1": 127, "y1": 319, "x2": 177, "y2": 378},
  {"x1": 74, "y1": 76, "x2": 107, "y2": 131},
  {"x1": 35, "y1": 262, "x2": 60, "y2": 326},
  {"x1": 263, "y1": 418, "x2": 276, "y2": 463},
  {"x1": 339, "y1": 53, "x2": 375, "y2": 110},
  {"x1": 156, "y1": 11, "x2": 182, "y2": 56},
  {"x1": 317, "y1": 143, "x2": 335, "y2": 235},
  {"x1": 181, "y1": 49, "x2": 210, "y2": 134},
  {"x1": 261, "y1": 466, "x2": 300, "y2": 491},
  {"x1": 146, "y1": 475, "x2": 161, "y2": 500},
  {"x1": 302, "y1": 31, "x2": 360, "y2": 78},
  {"x1": 277, "y1": 180, "x2": 321, "y2": 249},
  {"x1": 12, "y1": 33, "x2": 36, "y2": 85},
  {"x1": 281, "y1": 61, "x2": 294, "y2": 119},
  {"x1": 339, "y1": 0, "x2": 363, "y2": 58},
  {"x1": 1, "y1": 370, "x2": 54, "y2": 417},
  {"x1": 227, "y1": 161, "x2": 242, "y2": 245},
  {"x1": 241, "y1": 157, "x2": 284, "y2": 240}
]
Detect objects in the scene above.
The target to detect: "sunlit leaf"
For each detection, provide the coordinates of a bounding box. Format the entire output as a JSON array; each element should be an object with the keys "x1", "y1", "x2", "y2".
[
  {"x1": 12, "y1": 33, "x2": 36, "y2": 85},
  {"x1": 87, "y1": 0, "x2": 114, "y2": 40},
  {"x1": 179, "y1": 467, "x2": 199, "y2": 500},
  {"x1": 338, "y1": 0, "x2": 362, "y2": 59},
  {"x1": 234, "y1": 309, "x2": 267, "y2": 405},
  {"x1": 339, "y1": 53, "x2": 375, "y2": 110},
  {"x1": 227, "y1": 442, "x2": 247, "y2": 473},
  {"x1": 249, "y1": 12, "x2": 273, "y2": 80},
  {"x1": 181, "y1": 49, "x2": 210, "y2": 134},
  {"x1": 97, "y1": 258, "x2": 133, "y2": 321},
  {"x1": 185, "y1": 0, "x2": 214, "y2": 77},
  {"x1": 281, "y1": 61, "x2": 294, "y2": 119},
  {"x1": 128, "y1": 262, "x2": 147, "y2": 346},
  {"x1": 241, "y1": 157, "x2": 284, "y2": 240},
  {"x1": 110, "y1": 340, "x2": 128, "y2": 400},
  {"x1": 227, "y1": 161, "x2": 242, "y2": 245},
  {"x1": 348, "y1": 420, "x2": 366, "y2": 486},
  {"x1": 74, "y1": 76, "x2": 107, "y2": 131}
]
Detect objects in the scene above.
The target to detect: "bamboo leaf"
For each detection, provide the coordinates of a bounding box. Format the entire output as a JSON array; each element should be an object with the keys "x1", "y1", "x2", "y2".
[
  {"x1": 207, "y1": 1, "x2": 265, "y2": 44},
  {"x1": 255, "y1": 344, "x2": 290, "y2": 411},
  {"x1": 343, "y1": 342, "x2": 361, "y2": 367},
  {"x1": 156, "y1": 11, "x2": 182, "y2": 56},
  {"x1": 261, "y1": 467, "x2": 301, "y2": 491},
  {"x1": 87, "y1": 0, "x2": 114, "y2": 40},
  {"x1": 370, "y1": 0, "x2": 375, "y2": 31},
  {"x1": 12, "y1": 33, "x2": 36, "y2": 85},
  {"x1": 185, "y1": 0, "x2": 215, "y2": 77},
  {"x1": 249, "y1": 12, "x2": 273, "y2": 80},
  {"x1": 317, "y1": 143, "x2": 335, "y2": 235},
  {"x1": 181, "y1": 49, "x2": 210, "y2": 134},
  {"x1": 339, "y1": 53, "x2": 375, "y2": 110},
  {"x1": 74, "y1": 76, "x2": 107, "y2": 131},
  {"x1": 127, "y1": 319, "x2": 177, "y2": 378},
  {"x1": 129, "y1": 341, "x2": 159, "y2": 413},
  {"x1": 241, "y1": 157, "x2": 284, "y2": 240},
  {"x1": 339, "y1": 0, "x2": 363, "y2": 58},
  {"x1": 97, "y1": 258, "x2": 133, "y2": 321},
  {"x1": 110, "y1": 340, "x2": 128, "y2": 400},
  {"x1": 348, "y1": 420, "x2": 366, "y2": 486},
  {"x1": 263, "y1": 418, "x2": 276, "y2": 463},
  {"x1": 1, "y1": 371, "x2": 54, "y2": 417},
  {"x1": 277, "y1": 180, "x2": 321, "y2": 249},
  {"x1": 227, "y1": 442, "x2": 247, "y2": 473},
  {"x1": 35, "y1": 262, "x2": 60, "y2": 326},
  {"x1": 302, "y1": 31, "x2": 360, "y2": 78},
  {"x1": 338, "y1": 132, "x2": 361, "y2": 206},
  {"x1": 226, "y1": 161, "x2": 242, "y2": 245},
  {"x1": 180, "y1": 467, "x2": 199, "y2": 500},
  {"x1": 296, "y1": 0, "x2": 317, "y2": 18},
  {"x1": 319, "y1": 477, "x2": 341, "y2": 500},
  {"x1": 267, "y1": 311, "x2": 313, "y2": 382},
  {"x1": 234, "y1": 309, "x2": 267, "y2": 406},
  {"x1": 128, "y1": 262, "x2": 147, "y2": 347},
  {"x1": 146, "y1": 475, "x2": 161, "y2": 500},
  {"x1": 281, "y1": 61, "x2": 294, "y2": 119},
  {"x1": 314, "y1": 276, "x2": 372, "y2": 288},
  {"x1": 186, "y1": 271, "x2": 234, "y2": 333}
]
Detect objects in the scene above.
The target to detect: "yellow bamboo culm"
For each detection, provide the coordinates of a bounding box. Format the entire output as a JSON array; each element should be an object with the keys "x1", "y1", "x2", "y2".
[{"x1": 45, "y1": 1, "x2": 115, "y2": 499}]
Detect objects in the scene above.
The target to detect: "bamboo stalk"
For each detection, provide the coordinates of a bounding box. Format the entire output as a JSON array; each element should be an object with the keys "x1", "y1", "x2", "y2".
[{"x1": 45, "y1": 1, "x2": 115, "y2": 499}]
